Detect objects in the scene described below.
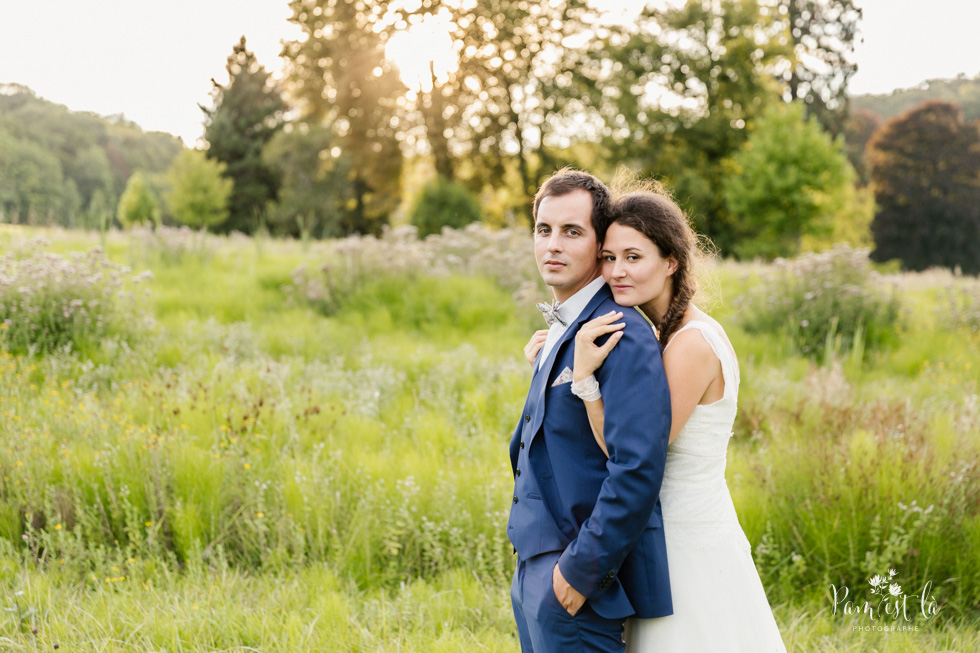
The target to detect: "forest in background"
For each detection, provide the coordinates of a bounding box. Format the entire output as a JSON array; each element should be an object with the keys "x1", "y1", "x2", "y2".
[
  {"x1": 853, "y1": 74, "x2": 980, "y2": 122},
  {"x1": 1, "y1": 0, "x2": 979, "y2": 272},
  {"x1": 0, "y1": 84, "x2": 181, "y2": 229}
]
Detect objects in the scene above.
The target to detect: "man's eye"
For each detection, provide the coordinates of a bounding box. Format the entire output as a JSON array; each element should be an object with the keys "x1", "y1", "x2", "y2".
[{"x1": 567, "y1": 230, "x2": 581, "y2": 237}]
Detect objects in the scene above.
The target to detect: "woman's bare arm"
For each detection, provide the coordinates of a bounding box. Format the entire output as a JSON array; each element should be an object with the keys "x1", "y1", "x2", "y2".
[{"x1": 577, "y1": 322, "x2": 725, "y2": 458}]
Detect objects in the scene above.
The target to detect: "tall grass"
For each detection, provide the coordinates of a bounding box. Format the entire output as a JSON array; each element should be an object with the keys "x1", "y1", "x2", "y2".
[
  {"x1": 1, "y1": 224, "x2": 978, "y2": 649},
  {"x1": 736, "y1": 245, "x2": 903, "y2": 360},
  {"x1": 0, "y1": 241, "x2": 150, "y2": 355}
]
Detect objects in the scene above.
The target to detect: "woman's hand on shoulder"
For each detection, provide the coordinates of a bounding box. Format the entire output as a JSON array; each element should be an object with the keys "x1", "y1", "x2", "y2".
[
  {"x1": 573, "y1": 311, "x2": 625, "y2": 381},
  {"x1": 524, "y1": 330, "x2": 550, "y2": 366}
]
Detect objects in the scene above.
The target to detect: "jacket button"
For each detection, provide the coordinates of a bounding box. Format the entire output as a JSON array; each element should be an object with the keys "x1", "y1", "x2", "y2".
[
  {"x1": 513, "y1": 496, "x2": 519, "y2": 503},
  {"x1": 516, "y1": 469, "x2": 521, "y2": 476},
  {"x1": 525, "y1": 414, "x2": 530, "y2": 422},
  {"x1": 520, "y1": 440, "x2": 525, "y2": 448}
]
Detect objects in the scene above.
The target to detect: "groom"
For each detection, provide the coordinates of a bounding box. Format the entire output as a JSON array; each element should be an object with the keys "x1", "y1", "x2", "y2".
[{"x1": 508, "y1": 169, "x2": 672, "y2": 652}]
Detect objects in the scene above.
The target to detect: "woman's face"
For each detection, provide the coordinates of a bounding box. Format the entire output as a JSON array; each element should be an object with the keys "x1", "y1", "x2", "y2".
[{"x1": 600, "y1": 222, "x2": 676, "y2": 309}]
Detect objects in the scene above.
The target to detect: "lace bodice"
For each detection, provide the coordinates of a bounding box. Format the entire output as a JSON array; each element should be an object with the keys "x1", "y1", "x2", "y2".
[{"x1": 658, "y1": 319, "x2": 744, "y2": 549}]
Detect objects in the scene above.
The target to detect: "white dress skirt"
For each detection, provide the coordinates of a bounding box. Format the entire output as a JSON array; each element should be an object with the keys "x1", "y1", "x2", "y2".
[{"x1": 626, "y1": 320, "x2": 786, "y2": 653}]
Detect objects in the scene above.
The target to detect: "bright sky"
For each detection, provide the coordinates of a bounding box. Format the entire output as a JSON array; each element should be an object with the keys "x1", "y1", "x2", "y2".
[{"x1": 1, "y1": 0, "x2": 978, "y2": 146}]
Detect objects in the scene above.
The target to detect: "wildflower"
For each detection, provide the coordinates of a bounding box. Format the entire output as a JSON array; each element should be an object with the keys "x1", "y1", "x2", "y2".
[{"x1": 889, "y1": 584, "x2": 902, "y2": 596}]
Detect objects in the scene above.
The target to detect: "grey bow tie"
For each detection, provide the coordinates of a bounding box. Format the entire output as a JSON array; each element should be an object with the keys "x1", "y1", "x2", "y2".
[{"x1": 536, "y1": 300, "x2": 566, "y2": 327}]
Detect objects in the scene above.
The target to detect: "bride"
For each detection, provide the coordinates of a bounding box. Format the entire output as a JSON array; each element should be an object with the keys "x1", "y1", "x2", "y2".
[{"x1": 533, "y1": 186, "x2": 786, "y2": 651}]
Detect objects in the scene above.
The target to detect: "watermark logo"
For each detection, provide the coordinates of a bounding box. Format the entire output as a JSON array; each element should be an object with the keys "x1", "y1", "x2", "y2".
[{"x1": 831, "y1": 568, "x2": 940, "y2": 631}]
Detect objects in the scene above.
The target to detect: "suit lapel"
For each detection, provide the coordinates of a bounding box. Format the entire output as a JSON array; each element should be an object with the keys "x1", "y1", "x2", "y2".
[{"x1": 527, "y1": 285, "x2": 612, "y2": 440}]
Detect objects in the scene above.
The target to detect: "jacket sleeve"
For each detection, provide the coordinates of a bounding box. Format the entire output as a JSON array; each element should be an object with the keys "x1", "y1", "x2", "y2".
[{"x1": 556, "y1": 308, "x2": 671, "y2": 597}]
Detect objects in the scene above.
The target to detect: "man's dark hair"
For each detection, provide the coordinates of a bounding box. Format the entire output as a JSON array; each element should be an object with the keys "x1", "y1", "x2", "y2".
[{"x1": 532, "y1": 167, "x2": 611, "y2": 234}]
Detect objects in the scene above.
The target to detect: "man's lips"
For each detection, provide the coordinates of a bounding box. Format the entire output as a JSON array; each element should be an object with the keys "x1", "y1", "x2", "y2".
[{"x1": 543, "y1": 260, "x2": 565, "y2": 270}]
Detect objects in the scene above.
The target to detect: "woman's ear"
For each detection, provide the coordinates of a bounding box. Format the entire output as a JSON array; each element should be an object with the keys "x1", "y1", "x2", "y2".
[{"x1": 666, "y1": 256, "x2": 679, "y2": 276}]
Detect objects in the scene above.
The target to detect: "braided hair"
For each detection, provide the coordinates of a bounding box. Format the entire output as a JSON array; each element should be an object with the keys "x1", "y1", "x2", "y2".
[{"x1": 606, "y1": 189, "x2": 701, "y2": 346}]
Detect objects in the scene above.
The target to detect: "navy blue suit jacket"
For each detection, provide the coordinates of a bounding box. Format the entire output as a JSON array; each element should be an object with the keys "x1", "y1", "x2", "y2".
[{"x1": 507, "y1": 284, "x2": 672, "y2": 620}]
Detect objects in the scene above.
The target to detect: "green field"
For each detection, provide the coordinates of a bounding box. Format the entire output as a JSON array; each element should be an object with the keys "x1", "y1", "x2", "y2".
[{"x1": 1, "y1": 224, "x2": 978, "y2": 651}]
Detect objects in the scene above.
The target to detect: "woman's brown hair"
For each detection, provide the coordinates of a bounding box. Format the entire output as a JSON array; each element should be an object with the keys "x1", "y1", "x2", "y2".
[{"x1": 606, "y1": 188, "x2": 703, "y2": 346}]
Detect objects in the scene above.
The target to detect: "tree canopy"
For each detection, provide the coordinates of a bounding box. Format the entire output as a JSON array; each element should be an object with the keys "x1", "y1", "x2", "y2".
[
  {"x1": 116, "y1": 172, "x2": 160, "y2": 229},
  {"x1": 282, "y1": 0, "x2": 403, "y2": 235},
  {"x1": 14, "y1": 3, "x2": 980, "y2": 272},
  {"x1": 0, "y1": 84, "x2": 180, "y2": 227},
  {"x1": 166, "y1": 150, "x2": 233, "y2": 232},
  {"x1": 723, "y1": 102, "x2": 856, "y2": 259},
  {"x1": 868, "y1": 101, "x2": 980, "y2": 274}
]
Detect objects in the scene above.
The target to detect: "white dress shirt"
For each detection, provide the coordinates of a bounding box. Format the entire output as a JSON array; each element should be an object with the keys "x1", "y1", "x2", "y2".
[{"x1": 537, "y1": 276, "x2": 606, "y2": 369}]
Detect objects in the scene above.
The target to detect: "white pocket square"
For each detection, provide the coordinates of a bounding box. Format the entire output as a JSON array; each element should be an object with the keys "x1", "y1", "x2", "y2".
[{"x1": 552, "y1": 367, "x2": 573, "y2": 386}]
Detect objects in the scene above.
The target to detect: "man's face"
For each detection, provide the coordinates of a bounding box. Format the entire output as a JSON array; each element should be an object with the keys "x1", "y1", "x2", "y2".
[{"x1": 533, "y1": 188, "x2": 601, "y2": 302}]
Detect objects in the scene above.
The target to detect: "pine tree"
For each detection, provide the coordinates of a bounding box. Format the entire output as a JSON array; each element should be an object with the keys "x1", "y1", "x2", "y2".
[{"x1": 202, "y1": 36, "x2": 285, "y2": 234}]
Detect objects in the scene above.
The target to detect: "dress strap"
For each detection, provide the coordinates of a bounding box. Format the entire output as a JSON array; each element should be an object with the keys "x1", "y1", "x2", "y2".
[{"x1": 667, "y1": 320, "x2": 740, "y2": 398}]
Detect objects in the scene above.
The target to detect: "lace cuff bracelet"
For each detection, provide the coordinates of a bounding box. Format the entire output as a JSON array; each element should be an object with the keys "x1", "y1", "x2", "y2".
[{"x1": 570, "y1": 374, "x2": 601, "y2": 402}]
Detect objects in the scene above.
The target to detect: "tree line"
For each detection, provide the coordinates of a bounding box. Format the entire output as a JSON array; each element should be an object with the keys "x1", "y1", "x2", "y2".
[
  {"x1": 203, "y1": 0, "x2": 869, "y2": 257},
  {"x1": 0, "y1": 83, "x2": 181, "y2": 230},
  {"x1": 1, "y1": 0, "x2": 978, "y2": 272}
]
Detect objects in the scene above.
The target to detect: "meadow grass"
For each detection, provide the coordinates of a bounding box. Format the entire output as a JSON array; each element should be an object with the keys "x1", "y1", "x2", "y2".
[{"x1": 1, "y1": 224, "x2": 978, "y2": 650}]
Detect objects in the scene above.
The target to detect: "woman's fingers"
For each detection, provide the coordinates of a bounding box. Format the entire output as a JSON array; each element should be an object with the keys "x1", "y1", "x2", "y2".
[
  {"x1": 597, "y1": 330, "x2": 624, "y2": 355},
  {"x1": 577, "y1": 321, "x2": 625, "y2": 345},
  {"x1": 586, "y1": 322, "x2": 626, "y2": 338},
  {"x1": 583, "y1": 311, "x2": 623, "y2": 329}
]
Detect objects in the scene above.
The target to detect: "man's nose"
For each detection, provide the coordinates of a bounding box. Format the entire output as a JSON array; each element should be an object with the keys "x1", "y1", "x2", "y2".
[{"x1": 547, "y1": 232, "x2": 562, "y2": 252}]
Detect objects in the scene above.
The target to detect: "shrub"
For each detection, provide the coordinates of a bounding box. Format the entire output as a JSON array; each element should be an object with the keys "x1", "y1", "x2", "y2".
[
  {"x1": 736, "y1": 245, "x2": 902, "y2": 359},
  {"x1": 289, "y1": 223, "x2": 538, "y2": 315},
  {"x1": 0, "y1": 247, "x2": 149, "y2": 354},
  {"x1": 942, "y1": 278, "x2": 980, "y2": 334},
  {"x1": 131, "y1": 224, "x2": 205, "y2": 264},
  {"x1": 117, "y1": 172, "x2": 160, "y2": 229},
  {"x1": 409, "y1": 178, "x2": 482, "y2": 238}
]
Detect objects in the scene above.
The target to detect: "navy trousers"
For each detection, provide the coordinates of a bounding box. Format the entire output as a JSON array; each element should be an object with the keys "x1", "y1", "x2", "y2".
[{"x1": 511, "y1": 552, "x2": 626, "y2": 653}]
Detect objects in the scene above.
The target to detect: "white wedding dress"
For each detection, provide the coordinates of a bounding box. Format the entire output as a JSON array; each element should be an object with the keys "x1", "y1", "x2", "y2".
[{"x1": 626, "y1": 320, "x2": 786, "y2": 652}]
